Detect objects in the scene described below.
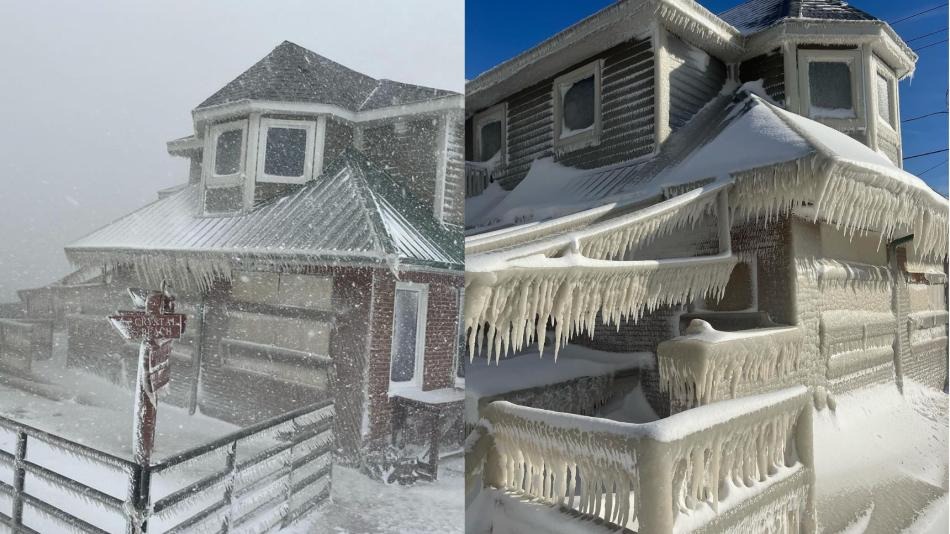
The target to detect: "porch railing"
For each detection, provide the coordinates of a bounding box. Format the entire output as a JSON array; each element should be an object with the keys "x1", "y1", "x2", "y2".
[
  {"x1": 658, "y1": 326, "x2": 806, "y2": 413},
  {"x1": 0, "y1": 399, "x2": 333, "y2": 533},
  {"x1": 476, "y1": 386, "x2": 814, "y2": 533}
]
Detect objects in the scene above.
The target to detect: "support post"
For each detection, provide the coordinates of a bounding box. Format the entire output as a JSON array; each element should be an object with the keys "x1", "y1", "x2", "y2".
[
  {"x1": 11, "y1": 431, "x2": 27, "y2": 529},
  {"x1": 130, "y1": 342, "x2": 156, "y2": 533},
  {"x1": 718, "y1": 188, "x2": 732, "y2": 254},
  {"x1": 637, "y1": 441, "x2": 674, "y2": 533},
  {"x1": 221, "y1": 441, "x2": 238, "y2": 533}
]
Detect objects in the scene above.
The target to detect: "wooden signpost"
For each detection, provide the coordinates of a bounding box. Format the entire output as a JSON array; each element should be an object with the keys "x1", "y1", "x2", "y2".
[{"x1": 109, "y1": 283, "x2": 186, "y2": 533}]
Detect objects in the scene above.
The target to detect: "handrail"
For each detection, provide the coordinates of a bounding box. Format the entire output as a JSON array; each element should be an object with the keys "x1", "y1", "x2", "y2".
[
  {"x1": 151, "y1": 397, "x2": 332, "y2": 471},
  {"x1": 479, "y1": 386, "x2": 813, "y2": 533},
  {"x1": 0, "y1": 414, "x2": 136, "y2": 470}
]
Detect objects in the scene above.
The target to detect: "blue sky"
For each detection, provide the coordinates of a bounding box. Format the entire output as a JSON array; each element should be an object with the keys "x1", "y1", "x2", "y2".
[{"x1": 465, "y1": 0, "x2": 949, "y2": 195}]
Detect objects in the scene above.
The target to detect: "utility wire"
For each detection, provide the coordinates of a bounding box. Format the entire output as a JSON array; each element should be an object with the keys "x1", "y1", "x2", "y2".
[
  {"x1": 889, "y1": 3, "x2": 948, "y2": 25},
  {"x1": 904, "y1": 28, "x2": 948, "y2": 42},
  {"x1": 916, "y1": 159, "x2": 948, "y2": 176},
  {"x1": 903, "y1": 111, "x2": 949, "y2": 123},
  {"x1": 904, "y1": 148, "x2": 949, "y2": 161},
  {"x1": 913, "y1": 38, "x2": 949, "y2": 52}
]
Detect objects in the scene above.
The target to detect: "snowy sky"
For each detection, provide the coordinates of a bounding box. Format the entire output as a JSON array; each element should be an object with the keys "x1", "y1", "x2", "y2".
[{"x1": 0, "y1": 0, "x2": 464, "y2": 302}]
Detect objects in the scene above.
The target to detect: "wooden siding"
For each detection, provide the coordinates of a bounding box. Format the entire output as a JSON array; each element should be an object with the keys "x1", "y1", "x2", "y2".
[
  {"x1": 668, "y1": 34, "x2": 727, "y2": 131},
  {"x1": 323, "y1": 117, "x2": 354, "y2": 165},
  {"x1": 481, "y1": 36, "x2": 656, "y2": 191},
  {"x1": 362, "y1": 118, "x2": 440, "y2": 210},
  {"x1": 877, "y1": 128, "x2": 901, "y2": 166},
  {"x1": 739, "y1": 49, "x2": 786, "y2": 105}
]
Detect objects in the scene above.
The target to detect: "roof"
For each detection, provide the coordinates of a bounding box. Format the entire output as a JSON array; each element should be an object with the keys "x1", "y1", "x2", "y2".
[
  {"x1": 468, "y1": 83, "x2": 947, "y2": 259},
  {"x1": 720, "y1": 0, "x2": 877, "y2": 35},
  {"x1": 198, "y1": 41, "x2": 456, "y2": 111},
  {"x1": 66, "y1": 150, "x2": 462, "y2": 289}
]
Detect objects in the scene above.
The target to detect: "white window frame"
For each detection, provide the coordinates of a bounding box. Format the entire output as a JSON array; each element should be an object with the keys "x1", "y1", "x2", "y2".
[
  {"x1": 874, "y1": 67, "x2": 898, "y2": 132},
  {"x1": 797, "y1": 49, "x2": 864, "y2": 129},
  {"x1": 553, "y1": 60, "x2": 603, "y2": 153},
  {"x1": 472, "y1": 103, "x2": 507, "y2": 164},
  {"x1": 256, "y1": 118, "x2": 317, "y2": 184},
  {"x1": 389, "y1": 281, "x2": 428, "y2": 392},
  {"x1": 205, "y1": 119, "x2": 248, "y2": 188}
]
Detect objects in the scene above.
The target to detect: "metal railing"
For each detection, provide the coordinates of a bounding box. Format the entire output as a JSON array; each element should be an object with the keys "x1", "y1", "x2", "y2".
[{"x1": 0, "y1": 400, "x2": 334, "y2": 533}]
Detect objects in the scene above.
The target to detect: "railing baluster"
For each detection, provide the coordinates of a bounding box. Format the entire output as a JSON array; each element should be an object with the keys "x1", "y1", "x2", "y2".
[
  {"x1": 280, "y1": 418, "x2": 299, "y2": 529},
  {"x1": 220, "y1": 441, "x2": 238, "y2": 533},
  {"x1": 11, "y1": 431, "x2": 27, "y2": 529}
]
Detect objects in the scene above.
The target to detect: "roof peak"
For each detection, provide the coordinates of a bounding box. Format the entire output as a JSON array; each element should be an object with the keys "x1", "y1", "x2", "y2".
[{"x1": 197, "y1": 40, "x2": 456, "y2": 112}]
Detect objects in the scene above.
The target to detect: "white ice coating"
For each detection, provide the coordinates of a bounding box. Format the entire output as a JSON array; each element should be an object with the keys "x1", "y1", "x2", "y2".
[
  {"x1": 466, "y1": 251, "x2": 737, "y2": 361},
  {"x1": 657, "y1": 320, "x2": 806, "y2": 411},
  {"x1": 480, "y1": 386, "x2": 810, "y2": 532}
]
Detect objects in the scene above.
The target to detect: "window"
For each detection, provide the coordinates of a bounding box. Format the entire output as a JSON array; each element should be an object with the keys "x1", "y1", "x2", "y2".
[
  {"x1": 798, "y1": 50, "x2": 862, "y2": 124},
  {"x1": 473, "y1": 104, "x2": 506, "y2": 163},
  {"x1": 876, "y1": 71, "x2": 896, "y2": 128},
  {"x1": 553, "y1": 60, "x2": 602, "y2": 152},
  {"x1": 231, "y1": 271, "x2": 333, "y2": 310},
  {"x1": 208, "y1": 120, "x2": 247, "y2": 185},
  {"x1": 390, "y1": 282, "x2": 428, "y2": 389},
  {"x1": 257, "y1": 118, "x2": 315, "y2": 184}
]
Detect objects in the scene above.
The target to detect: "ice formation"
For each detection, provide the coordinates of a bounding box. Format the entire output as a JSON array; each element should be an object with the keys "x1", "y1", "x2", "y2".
[
  {"x1": 465, "y1": 251, "x2": 737, "y2": 361},
  {"x1": 658, "y1": 320, "x2": 806, "y2": 410},
  {"x1": 480, "y1": 386, "x2": 811, "y2": 531}
]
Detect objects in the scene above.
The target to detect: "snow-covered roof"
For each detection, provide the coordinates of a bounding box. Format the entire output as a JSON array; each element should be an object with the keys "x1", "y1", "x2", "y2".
[
  {"x1": 469, "y1": 84, "x2": 947, "y2": 258},
  {"x1": 720, "y1": 0, "x2": 876, "y2": 35},
  {"x1": 198, "y1": 41, "x2": 457, "y2": 112},
  {"x1": 66, "y1": 150, "x2": 462, "y2": 290},
  {"x1": 465, "y1": 84, "x2": 947, "y2": 361}
]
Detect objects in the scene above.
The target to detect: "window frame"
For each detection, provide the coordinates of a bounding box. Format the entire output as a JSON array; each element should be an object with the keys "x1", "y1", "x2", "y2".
[
  {"x1": 255, "y1": 117, "x2": 317, "y2": 185},
  {"x1": 552, "y1": 60, "x2": 603, "y2": 153},
  {"x1": 797, "y1": 49, "x2": 864, "y2": 129},
  {"x1": 874, "y1": 67, "x2": 898, "y2": 132},
  {"x1": 388, "y1": 281, "x2": 429, "y2": 392},
  {"x1": 472, "y1": 103, "x2": 507, "y2": 164},
  {"x1": 206, "y1": 119, "x2": 248, "y2": 188}
]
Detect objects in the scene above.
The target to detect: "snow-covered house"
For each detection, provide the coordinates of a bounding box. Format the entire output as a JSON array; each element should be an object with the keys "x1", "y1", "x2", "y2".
[
  {"x1": 464, "y1": 1, "x2": 947, "y2": 532},
  {"x1": 15, "y1": 41, "x2": 466, "y2": 470}
]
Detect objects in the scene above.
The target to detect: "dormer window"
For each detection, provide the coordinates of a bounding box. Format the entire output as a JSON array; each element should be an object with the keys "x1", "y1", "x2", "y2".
[
  {"x1": 798, "y1": 50, "x2": 863, "y2": 124},
  {"x1": 209, "y1": 120, "x2": 247, "y2": 185},
  {"x1": 553, "y1": 60, "x2": 602, "y2": 152},
  {"x1": 257, "y1": 118, "x2": 316, "y2": 184},
  {"x1": 473, "y1": 104, "x2": 506, "y2": 163},
  {"x1": 876, "y1": 70, "x2": 897, "y2": 129}
]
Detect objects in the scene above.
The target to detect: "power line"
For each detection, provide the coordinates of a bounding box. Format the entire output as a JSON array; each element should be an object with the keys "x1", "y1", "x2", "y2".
[
  {"x1": 905, "y1": 28, "x2": 948, "y2": 42},
  {"x1": 913, "y1": 38, "x2": 949, "y2": 52},
  {"x1": 916, "y1": 159, "x2": 948, "y2": 176},
  {"x1": 903, "y1": 111, "x2": 949, "y2": 123},
  {"x1": 904, "y1": 148, "x2": 949, "y2": 161},
  {"x1": 889, "y1": 3, "x2": 948, "y2": 25}
]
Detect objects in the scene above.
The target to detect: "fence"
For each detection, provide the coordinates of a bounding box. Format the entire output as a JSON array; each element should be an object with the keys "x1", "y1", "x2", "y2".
[{"x1": 0, "y1": 400, "x2": 333, "y2": 533}]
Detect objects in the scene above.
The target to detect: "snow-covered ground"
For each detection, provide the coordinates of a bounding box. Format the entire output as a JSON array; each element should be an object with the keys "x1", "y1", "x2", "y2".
[
  {"x1": 814, "y1": 380, "x2": 948, "y2": 533},
  {"x1": 290, "y1": 457, "x2": 464, "y2": 534}
]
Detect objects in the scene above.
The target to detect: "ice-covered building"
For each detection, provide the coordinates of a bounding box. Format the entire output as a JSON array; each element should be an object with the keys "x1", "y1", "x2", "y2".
[
  {"x1": 464, "y1": 1, "x2": 947, "y2": 532},
  {"x1": 13, "y1": 41, "x2": 466, "y2": 474}
]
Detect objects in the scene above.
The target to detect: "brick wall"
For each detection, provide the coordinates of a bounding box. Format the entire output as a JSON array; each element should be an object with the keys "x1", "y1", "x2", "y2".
[{"x1": 365, "y1": 268, "x2": 463, "y2": 444}]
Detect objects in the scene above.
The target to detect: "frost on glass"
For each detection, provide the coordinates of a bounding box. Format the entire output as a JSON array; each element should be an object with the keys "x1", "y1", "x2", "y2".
[
  {"x1": 264, "y1": 127, "x2": 307, "y2": 177},
  {"x1": 390, "y1": 288, "x2": 419, "y2": 383},
  {"x1": 562, "y1": 75, "x2": 595, "y2": 133},
  {"x1": 876, "y1": 73, "x2": 892, "y2": 126},
  {"x1": 479, "y1": 121, "x2": 502, "y2": 162},
  {"x1": 214, "y1": 129, "x2": 243, "y2": 175},
  {"x1": 808, "y1": 62, "x2": 853, "y2": 116}
]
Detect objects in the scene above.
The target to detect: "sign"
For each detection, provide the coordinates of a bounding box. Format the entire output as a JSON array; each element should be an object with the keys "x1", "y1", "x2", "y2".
[{"x1": 110, "y1": 313, "x2": 185, "y2": 341}]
